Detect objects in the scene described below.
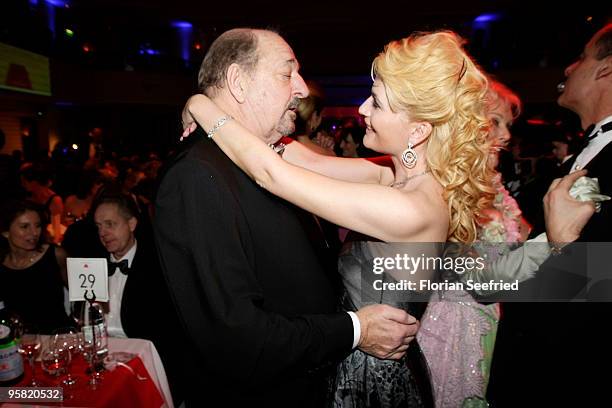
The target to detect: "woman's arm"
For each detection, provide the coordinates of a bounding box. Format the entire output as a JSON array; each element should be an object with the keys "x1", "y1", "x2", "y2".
[
  {"x1": 54, "y1": 245, "x2": 69, "y2": 287},
  {"x1": 282, "y1": 139, "x2": 393, "y2": 184},
  {"x1": 186, "y1": 94, "x2": 437, "y2": 242},
  {"x1": 49, "y1": 195, "x2": 64, "y2": 244},
  {"x1": 182, "y1": 96, "x2": 393, "y2": 185},
  {"x1": 295, "y1": 134, "x2": 336, "y2": 157}
]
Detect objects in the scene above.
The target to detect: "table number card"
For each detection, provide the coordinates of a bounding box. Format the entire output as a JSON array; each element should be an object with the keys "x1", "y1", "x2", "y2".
[{"x1": 67, "y1": 258, "x2": 109, "y2": 302}]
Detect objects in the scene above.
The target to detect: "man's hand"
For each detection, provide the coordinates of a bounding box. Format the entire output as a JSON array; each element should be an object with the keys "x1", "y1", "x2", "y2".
[
  {"x1": 544, "y1": 169, "x2": 596, "y2": 244},
  {"x1": 356, "y1": 304, "x2": 419, "y2": 360}
]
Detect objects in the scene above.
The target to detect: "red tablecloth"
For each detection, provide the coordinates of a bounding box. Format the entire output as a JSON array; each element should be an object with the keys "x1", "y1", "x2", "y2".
[{"x1": 14, "y1": 355, "x2": 164, "y2": 408}]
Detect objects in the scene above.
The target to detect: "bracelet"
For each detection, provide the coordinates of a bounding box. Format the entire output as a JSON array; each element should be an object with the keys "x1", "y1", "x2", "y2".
[
  {"x1": 549, "y1": 242, "x2": 565, "y2": 256},
  {"x1": 269, "y1": 137, "x2": 295, "y2": 157},
  {"x1": 206, "y1": 115, "x2": 233, "y2": 139}
]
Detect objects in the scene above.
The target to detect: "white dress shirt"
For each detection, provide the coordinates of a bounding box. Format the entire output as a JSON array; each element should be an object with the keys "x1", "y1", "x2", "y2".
[
  {"x1": 571, "y1": 115, "x2": 612, "y2": 172},
  {"x1": 106, "y1": 240, "x2": 137, "y2": 338}
]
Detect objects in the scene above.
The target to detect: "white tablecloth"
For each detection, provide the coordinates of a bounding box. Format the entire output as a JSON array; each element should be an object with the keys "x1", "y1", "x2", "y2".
[{"x1": 107, "y1": 337, "x2": 174, "y2": 408}]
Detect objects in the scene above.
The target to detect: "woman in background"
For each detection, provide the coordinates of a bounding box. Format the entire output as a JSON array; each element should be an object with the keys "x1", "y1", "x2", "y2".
[
  {"x1": 0, "y1": 200, "x2": 72, "y2": 333},
  {"x1": 417, "y1": 80, "x2": 532, "y2": 407}
]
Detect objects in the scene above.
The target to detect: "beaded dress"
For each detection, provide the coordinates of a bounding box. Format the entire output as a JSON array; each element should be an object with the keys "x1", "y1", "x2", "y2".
[{"x1": 417, "y1": 175, "x2": 525, "y2": 408}]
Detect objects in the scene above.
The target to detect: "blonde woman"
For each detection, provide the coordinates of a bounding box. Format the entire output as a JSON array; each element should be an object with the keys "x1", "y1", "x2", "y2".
[
  {"x1": 417, "y1": 80, "x2": 529, "y2": 408},
  {"x1": 182, "y1": 31, "x2": 494, "y2": 407}
]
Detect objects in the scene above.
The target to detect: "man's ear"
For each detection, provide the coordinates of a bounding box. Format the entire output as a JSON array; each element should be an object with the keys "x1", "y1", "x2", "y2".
[
  {"x1": 595, "y1": 56, "x2": 612, "y2": 80},
  {"x1": 226, "y1": 63, "x2": 247, "y2": 103},
  {"x1": 128, "y1": 217, "x2": 138, "y2": 233}
]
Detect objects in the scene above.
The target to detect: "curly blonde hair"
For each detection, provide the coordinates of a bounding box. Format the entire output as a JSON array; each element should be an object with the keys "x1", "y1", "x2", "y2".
[{"x1": 373, "y1": 31, "x2": 495, "y2": 243}]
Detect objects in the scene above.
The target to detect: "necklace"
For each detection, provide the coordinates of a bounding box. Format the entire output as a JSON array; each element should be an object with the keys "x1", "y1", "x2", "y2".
[
  {"x1": 389, "y1": 170, "x2": 431, "y2": 188},
  {"x1": 7, "y1": 252, "x2": 38, "y2": 269}
]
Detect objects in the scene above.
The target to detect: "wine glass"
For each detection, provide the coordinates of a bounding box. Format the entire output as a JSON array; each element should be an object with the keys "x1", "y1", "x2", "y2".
[
  {"x1": 81, "y1": 324, "x2": 104, "y2": 389},
  {"x1": 41, "y1": 345, "x2": 71, "y2": 377},
  {"x1": 51, "y1": 327, "x2": 83, "y2": 388},
  {"x1": 17, "y1": 324, "x2": 41, "y2": 387}
]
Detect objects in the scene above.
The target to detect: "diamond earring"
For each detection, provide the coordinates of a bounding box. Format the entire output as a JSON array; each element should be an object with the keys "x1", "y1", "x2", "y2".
[{"x1": 401, "y1": 142, "x2": 417, "y2": 168}]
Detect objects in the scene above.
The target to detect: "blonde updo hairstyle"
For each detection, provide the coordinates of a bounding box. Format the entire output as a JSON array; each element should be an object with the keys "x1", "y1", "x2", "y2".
[{"x1": 372, "y1": 31, "x2": 495, "y2": 243}]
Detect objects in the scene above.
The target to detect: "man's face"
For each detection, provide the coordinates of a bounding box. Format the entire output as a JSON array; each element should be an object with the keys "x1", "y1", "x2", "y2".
[
  {"x1": 552, "y1": 141, "x2": 569, "y2": 161},
  {"x1": 558, "y1": 35, "x2": 602, "y2": 115},
  {"x1": 94, "y1": 203, "x2": 136, "y2": 258},
  {"x1": 242, "y1": 32, "x2": 309, "y2": 144}
]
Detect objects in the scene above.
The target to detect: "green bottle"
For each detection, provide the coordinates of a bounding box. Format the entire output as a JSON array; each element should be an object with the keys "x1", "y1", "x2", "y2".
[{"x1": 0, "y1": 300, "x2": 24, "y2": 385}]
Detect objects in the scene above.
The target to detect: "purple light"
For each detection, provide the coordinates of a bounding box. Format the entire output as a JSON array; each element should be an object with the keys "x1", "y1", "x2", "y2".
[
  {"x1": 171, "y1": 21, "x2": 193, "y2": 62},
  {"x1": 139, "y1": 47, "x2": 160, "y2": 56},
  {"x1": 171, "y1": 21, "x2": 193, "y2": 29},
  {"x1": 473, "y1": 13, "x2": 502, "y2": 24},
  {"x1": 45, "y1": 0, "x2": 69, "y2": 7}
]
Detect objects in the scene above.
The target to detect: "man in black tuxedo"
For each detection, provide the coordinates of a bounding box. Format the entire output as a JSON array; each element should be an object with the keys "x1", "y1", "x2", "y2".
[
  {"x1": 91, "y1": 192, "x2": 185, "y2": 405},
  {"x1": 558, "y1": 23, "x2": 612, "y2": 242},
  {"x1": 488, "y1": 23, "x2": 612, "y2": 407},
  {"x1": 154, "y1": 28, "x2": 419, "y2": 407}
]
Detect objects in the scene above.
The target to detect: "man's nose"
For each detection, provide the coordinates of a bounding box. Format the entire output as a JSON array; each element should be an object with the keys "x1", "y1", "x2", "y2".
[
  {"x1": 564, "y1": 61, "x2": 577, "y2": 77},
  {"x1": 293, "y1": 73, "x2": 309, "y2": 98}
]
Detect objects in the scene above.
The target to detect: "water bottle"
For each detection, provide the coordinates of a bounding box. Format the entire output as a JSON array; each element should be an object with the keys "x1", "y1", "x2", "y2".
[
  {"x1": 0, "y1": 301, "x2": 24, "y2": 386},
  {"x1": 78, "y1": 302, "x2": 108, "y2": 362}
]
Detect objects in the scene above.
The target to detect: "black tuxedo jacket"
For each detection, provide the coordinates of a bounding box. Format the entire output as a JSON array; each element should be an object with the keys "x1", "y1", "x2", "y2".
[
  {"x1": 106, "y1": 239, "x2": 187, "y2": 405},
  {"x1": 567, "y1": 140, "x2": 612, "y2": 241},
  {"x1": 154, "y1": 132, "x2": 353, "y2": 407},
  {"x1": 488, "y1": 139, "x2": 612, "y2": 407}
]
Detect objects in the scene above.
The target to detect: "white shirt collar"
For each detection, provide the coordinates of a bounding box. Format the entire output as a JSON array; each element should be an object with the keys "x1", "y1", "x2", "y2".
[
  {"x1": 589, "y1": 115, "x2": 612, "y2": 137},
  {"x1": 110, "y1": 239, "x2": 137, "y2": 268},
  {"x1": 571, "y1": 118, "x2": 612, "y2": 172}
]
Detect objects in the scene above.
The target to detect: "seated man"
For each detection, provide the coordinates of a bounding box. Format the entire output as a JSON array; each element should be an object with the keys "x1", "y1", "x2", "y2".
[{"x1": 91, "y1": 190, "x2": 184, "y2": 405}]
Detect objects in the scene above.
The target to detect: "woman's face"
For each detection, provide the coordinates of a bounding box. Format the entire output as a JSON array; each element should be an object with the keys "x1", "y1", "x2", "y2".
[
  {"x1": 487, "y1": 98, "x2": 514, "y2": 168},
  {"x1": 358, "y1": 78, "x2": 409, "y2": 154},
  {"x1": 4, "y1": 210, "x2": 42, "y2": 251},
  {"x1": 340, "y1": 134, "x2": 359, "y2": 157}
]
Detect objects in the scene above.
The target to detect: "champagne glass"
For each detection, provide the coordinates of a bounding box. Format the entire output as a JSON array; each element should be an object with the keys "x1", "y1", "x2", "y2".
[{"x1": 17, "y1": 325, "x2": 41, "y2": 386}]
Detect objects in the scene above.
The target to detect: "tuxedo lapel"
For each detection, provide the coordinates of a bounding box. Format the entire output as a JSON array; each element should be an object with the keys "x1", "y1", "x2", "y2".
[
  {"x1": 576, "y1": 141, "x2": 612, "y2": 241},
  {"x1": 119, "y1": 246, "x2": 142, "y2": 334}
]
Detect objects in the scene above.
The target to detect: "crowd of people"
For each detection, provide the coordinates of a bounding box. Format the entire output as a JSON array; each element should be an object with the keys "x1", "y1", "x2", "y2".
[{"x1": 1, "y1": 22, "x2": 610, "y2": 407}]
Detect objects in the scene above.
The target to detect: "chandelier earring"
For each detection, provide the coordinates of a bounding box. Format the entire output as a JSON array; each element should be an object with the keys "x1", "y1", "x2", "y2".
[{"x1": 401, "y1": 142, "x2": 418, "y2": 169}]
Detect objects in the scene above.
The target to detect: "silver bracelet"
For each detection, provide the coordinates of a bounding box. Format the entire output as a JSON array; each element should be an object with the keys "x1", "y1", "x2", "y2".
[
  {"x1": 206, "y1": 115, "x2": 233, "y2": 139},
  {"x1": 549, "y1": 242, "x2": 565, "y2": 256},
  {"x1": 269, "y1": 142, "x2": 287, "y2": 156}
]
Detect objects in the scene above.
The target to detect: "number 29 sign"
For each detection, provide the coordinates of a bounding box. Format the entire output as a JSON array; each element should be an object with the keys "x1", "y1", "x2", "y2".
[{"x1": 67, "y1": 258, "x2": 109, "y2": 302}]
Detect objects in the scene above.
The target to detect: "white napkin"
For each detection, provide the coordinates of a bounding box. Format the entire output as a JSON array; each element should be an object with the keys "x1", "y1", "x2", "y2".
[{"x1": 569, "y1": 176, "x2": 611, "y2": 212}]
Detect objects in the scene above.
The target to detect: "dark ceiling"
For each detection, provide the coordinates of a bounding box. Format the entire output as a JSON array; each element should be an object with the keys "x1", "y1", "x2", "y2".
[{"x1": 63, "y1": 0, "x2": 606, "y2": 75}]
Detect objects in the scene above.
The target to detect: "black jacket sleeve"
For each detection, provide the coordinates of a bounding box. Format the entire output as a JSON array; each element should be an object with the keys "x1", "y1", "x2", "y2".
[{"x1": 154, "y1": 157, "x2": 353, "y2": 386}]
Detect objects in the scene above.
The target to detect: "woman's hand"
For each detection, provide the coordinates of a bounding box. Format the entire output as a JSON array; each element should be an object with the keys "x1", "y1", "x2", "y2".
[{"x1": 180, "y1": 95, "x2": 201, "y2": 141}]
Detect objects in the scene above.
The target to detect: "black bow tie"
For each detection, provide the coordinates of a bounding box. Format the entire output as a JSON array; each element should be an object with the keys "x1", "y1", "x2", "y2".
[
  {"x1": 583, "y1": 122, "x2": 612, "y2": 143},
  {"x1": 574, "y1": 122, "x2": 612, "y2": 156},
  {"x1": 108, "y1": 259, "x2": 129, "y2": 276}
]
